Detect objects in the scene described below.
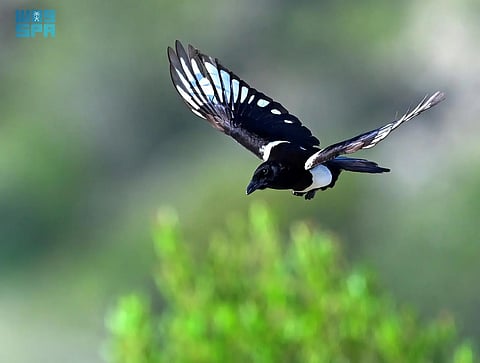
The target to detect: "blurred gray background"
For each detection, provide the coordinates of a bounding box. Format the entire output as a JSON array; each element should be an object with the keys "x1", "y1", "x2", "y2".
[{"x1": 1, "y1": 0, "x2": 479, "y2": 362}]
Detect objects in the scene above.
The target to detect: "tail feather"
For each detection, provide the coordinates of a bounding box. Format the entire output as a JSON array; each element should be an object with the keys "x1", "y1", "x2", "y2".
[
  {"x1": 321, "y1": 157, "x2": 389, "y2": 190},
  {"x1": 327, "y1": 156, "x2": 390, "y2": 173}
]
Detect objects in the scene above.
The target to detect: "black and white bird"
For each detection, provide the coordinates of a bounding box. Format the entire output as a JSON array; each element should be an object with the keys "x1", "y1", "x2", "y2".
[{"x1": 167, "y1": 41, "x2": 445, "y2": 200}]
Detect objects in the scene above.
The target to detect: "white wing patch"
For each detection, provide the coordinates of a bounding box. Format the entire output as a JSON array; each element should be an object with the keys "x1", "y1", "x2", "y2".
[
  {"x1": 174, "y1": 69, "x2": 203, "y2": 108},
  {"x1": 175, "y1": 85, "x2": 200, "y2": 110},
  {"x1": 204, "y1": 61, "x2": 223, "y2": 103},
  {"x1": 257, "y1": 99, "x2": 270, "y2": 107},
  {"x1": 174, "y1": 68, "x2": 192, "y2": 94},
  {"x1": 185, "y1": 58, "x2": 216, "y2": 102},
  {"x1": 232, "y1": 79, "x2": 240, "y2": 103},
  {"x1": 198, "y1": 76, "x2": 215, "y2": 101},
  {"x1": 191, "y1": 108, "x2": 206, "y2": 119},
  {"x1": 259, "y1": 140, "x2": 289, "y2": 161},
  {"x1": 180, "y1": 59, "x2": 211, "y2": 106},
  {"x1": 188, "y1": 59, "x2": 209, "y2": 106},
  {"x1": 271, "y1": 109, "x2": 281, "y2": 114},
  {"x1": 364, "y1": 125, "x2": 392, "y2": 148},
  {"x1": 240, "y1": 86, "x2": 249, "y2": 103},
  {"x1": 220, "y1": 70, "x2": 231, "y2": 104},
  {"x1": 180, "y1": 58, "x2": 196, "y2": 85}
]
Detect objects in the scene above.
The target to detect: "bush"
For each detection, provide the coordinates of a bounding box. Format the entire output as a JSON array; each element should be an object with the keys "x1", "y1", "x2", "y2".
[{"x1": 106, "y1": 203, "x2": 474, "y2": 363}]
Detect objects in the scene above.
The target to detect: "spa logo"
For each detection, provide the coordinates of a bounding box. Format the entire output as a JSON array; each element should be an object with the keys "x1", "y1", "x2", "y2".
[{"x1": 16, "y1": 9, "x2": 56, "y2": 38}]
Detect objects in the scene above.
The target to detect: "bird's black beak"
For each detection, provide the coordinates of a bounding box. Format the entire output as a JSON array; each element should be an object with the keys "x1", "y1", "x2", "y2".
[{"x1": 246, "y1": 181, "x2": 259, "y2": 195}]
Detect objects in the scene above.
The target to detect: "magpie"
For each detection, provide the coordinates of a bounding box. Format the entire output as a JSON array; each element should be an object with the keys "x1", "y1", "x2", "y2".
[{"x1": 167, "y1": 41, "x2": 445, "y2": 200}]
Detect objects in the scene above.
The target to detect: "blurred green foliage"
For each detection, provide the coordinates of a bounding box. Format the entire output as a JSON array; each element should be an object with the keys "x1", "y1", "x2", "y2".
[{"x1": 106, "y1": 204, "x2": 475, "y2": 363}]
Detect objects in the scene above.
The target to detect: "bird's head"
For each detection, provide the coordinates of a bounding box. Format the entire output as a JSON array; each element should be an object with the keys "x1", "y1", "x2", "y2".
[{"x1": 246, "y1": 161, "x2": 282, "y2": 195}]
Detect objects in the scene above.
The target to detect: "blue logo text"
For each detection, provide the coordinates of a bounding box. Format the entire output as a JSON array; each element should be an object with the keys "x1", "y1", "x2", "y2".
[{"x1": 16, "y1": 9, "x2": 56, "y2": 38}]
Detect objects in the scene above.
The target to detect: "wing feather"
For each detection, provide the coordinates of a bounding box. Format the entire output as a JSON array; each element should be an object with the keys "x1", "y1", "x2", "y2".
[
  {"x1": 304, "y1": 92, "x2": 445, "y2": 170},
  {"x1": 168, "y1": 41, "x2": 319, "y2": 159}
]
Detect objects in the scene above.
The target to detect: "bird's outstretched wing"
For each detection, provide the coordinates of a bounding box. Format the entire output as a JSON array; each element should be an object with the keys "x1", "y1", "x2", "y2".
[
  {"x1": 304, "y1": 91, "x2": 445, "y2": 170},
  {"x1": 168, "y1": 41, "x2": 319, "y2": 160}
]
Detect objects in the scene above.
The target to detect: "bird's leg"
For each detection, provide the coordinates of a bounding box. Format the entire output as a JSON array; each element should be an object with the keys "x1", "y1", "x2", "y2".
[
  {"x1": 292, "y1": 191, "x2": 305, "y2": 197},
  {"x1": 304, "y1": 190, "x2": 317, "y2": 200}
]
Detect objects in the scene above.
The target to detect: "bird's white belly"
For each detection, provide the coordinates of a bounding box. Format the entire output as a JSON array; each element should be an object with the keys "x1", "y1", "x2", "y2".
[{"x1": 295, "y1": 164, "x2": 332, "y2": 193}]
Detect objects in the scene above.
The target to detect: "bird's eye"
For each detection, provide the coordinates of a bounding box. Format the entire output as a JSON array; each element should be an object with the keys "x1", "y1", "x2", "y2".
[{"x1": 262, "y1": 169, "x2": 268, "y2": 175}]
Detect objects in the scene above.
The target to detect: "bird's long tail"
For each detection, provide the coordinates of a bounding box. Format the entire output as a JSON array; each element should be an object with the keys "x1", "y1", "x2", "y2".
[
  {"x1": 321, "y1": 157, "x2": 389, "y2": 190},
  {"x1": 327, "y1": 156, "x2": 390, "y2": 174}
]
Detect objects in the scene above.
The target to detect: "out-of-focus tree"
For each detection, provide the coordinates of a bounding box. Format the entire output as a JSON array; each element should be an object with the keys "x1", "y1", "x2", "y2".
[{"x1": 106, "y1": 204, "x2": 475, "y2": 363}]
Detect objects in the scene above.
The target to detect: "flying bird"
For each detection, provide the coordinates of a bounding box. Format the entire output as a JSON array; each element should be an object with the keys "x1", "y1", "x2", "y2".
[{"x1": 167, "y1": 41, "x2": 445, "y2": 200}]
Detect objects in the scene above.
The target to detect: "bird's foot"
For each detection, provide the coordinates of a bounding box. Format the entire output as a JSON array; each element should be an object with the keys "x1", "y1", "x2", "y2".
[
  {"x1": 292, "y1": 190, "x2": 316, "y2": 200},
  {"x1": 304, "y1": 190, "x2": 317, "y2": 200}
]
